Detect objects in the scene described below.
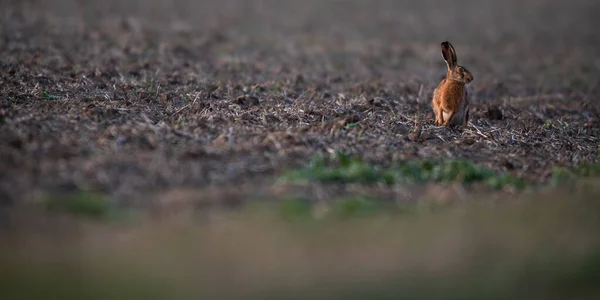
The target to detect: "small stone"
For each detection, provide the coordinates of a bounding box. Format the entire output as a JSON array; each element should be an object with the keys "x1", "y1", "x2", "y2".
[{"x1": 461, "y1": 138, "x2": 476, "y2": 145}]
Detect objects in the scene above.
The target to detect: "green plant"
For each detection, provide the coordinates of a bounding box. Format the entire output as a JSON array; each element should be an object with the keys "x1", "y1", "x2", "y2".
[{"x1": 41, "y1": 91, "x2": 59, "y2": 100}]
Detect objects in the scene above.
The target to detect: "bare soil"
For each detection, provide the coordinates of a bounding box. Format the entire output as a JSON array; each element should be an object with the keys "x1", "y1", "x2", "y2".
[{"x1": 1, "y1": 0, "x2": 599, "y2": 208}]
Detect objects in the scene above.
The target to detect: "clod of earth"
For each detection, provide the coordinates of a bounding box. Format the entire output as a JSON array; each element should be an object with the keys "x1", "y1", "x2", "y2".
[
  {"x1": 487, "y1": 105, "x2": 504, "y2": 120},
  {"x1": 233, "y1": 95, "x2": 260, "y2": 108}
]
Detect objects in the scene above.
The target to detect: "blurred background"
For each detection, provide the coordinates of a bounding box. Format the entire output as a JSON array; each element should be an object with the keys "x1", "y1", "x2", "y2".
[{"x1": 3, "y1": 0, "x2": 599, "y2": 94}]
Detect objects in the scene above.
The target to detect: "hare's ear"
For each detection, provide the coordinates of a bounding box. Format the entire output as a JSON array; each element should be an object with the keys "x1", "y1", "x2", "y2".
[{"x1": 441, "y1": 41, "x2": 457, "y2": 68}]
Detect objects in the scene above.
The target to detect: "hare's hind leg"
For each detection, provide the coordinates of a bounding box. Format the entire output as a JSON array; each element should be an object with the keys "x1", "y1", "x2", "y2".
[
  {"x1": 435, "y1": 108, "x2": 444, "y2": 126},
  {"x1": 443, "y1": 111, "x2": 456, "y2": 127}
]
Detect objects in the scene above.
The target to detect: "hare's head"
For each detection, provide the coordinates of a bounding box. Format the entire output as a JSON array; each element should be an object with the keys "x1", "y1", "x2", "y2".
[{"x1": 441, "y1": 41, "x2": 473, "y2": 84}]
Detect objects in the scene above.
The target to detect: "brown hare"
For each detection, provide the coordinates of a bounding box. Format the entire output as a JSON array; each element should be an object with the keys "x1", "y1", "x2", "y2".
[{"x1": 432, "y1": 41, "x2": 473, "y2": 127}]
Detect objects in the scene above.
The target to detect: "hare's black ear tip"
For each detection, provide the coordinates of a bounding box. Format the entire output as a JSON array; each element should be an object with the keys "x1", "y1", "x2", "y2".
[{"x1": 441, "y1": 41, "x2": 450, "y2": 47}]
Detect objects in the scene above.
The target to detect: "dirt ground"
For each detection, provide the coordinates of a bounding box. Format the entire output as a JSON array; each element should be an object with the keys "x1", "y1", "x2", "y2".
[{"x1": 1, "y1": 0, "x2": 599, "y2": 208}]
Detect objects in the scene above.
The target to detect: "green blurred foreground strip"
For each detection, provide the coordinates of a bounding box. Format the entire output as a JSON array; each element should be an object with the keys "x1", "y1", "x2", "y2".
[
  {"x1": 281, "y1": 196, "x2": 383, "y2": 220},
  {"x1": 551, "y1": 159, "x2": 600, "y2": 186},
  {"x1": 279, "y1": 153, "x2": 526, "y2": 190},
  {"x1": 2, "y1": 188, "x2": 600, "y2": 300},
  {"x1": 41, "y1": 191, "x2": 134, "y2": 221},
  {"x1": 42, "y1": 191, "x2": 110, "y2": 219}
]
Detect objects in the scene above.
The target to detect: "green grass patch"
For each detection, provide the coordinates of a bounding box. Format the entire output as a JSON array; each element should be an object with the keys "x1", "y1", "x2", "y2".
[
  {"x1": 41, "y1": 190, "x2": 134, "y2": 221},
  {"x1": 278, "y1": 152, "x2": 525, "y2": 190}
]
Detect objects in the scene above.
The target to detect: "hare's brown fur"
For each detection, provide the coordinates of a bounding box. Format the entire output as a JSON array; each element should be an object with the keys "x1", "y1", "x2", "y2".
[{"x1": 432, "y1": 41, "x2": 473, "y2": 127}]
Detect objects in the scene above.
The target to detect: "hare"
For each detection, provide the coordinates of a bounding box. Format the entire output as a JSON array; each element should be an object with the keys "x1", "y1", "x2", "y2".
[{"x1": 432, "y1": 41, "x2": 473, "y2": 127}]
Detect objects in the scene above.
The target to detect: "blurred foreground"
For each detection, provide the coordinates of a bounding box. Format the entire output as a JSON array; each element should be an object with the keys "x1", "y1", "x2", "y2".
[{"x1": 2, "y1": 183, "x2": 600, "y2": 300}]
